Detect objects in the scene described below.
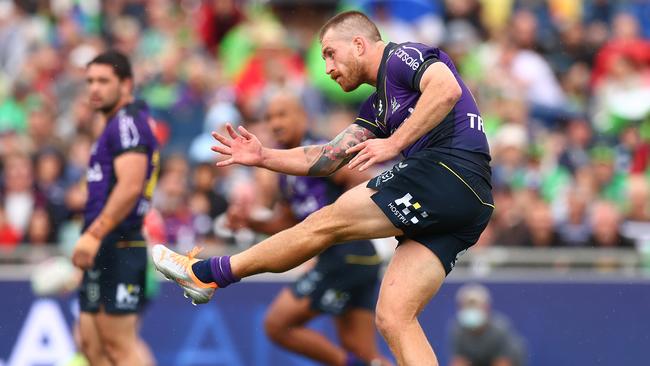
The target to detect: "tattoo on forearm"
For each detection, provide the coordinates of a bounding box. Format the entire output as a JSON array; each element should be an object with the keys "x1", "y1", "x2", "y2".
[{"x1": 304, "y1": 125, "x2": 376, "y2": 176}]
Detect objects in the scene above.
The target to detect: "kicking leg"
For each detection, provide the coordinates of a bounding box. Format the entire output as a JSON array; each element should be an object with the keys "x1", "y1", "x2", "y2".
[
  {"x1": 231, "y1": 183, "x2": 401, "y2": 277},
  {"x1": 152, "y1": 182, "x2": 401, "y2": 302},
  {"x1": 264, "y1": 288, "x2": 348, "y2": 365},
  {"x1": 374, "y1": 240, "x2": 446, "y2": 366}
]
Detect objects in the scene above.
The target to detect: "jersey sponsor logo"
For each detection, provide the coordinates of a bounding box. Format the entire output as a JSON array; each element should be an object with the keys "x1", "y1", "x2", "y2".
[
  {"x1": 466, "y1": 113, "x2": 485, "y2": 133},
  {"x1": 402, "y1": 46, "x2": 424, "y2": 62},
  {"x1": 387, "y1": 192, "x2": 429, "y2": 225},
  {"x1": 394, "y1": 47, "x2": 420, "y2": 71},
  {"x1": 116, "y1": 283, "x2": 140, "y2": 309},
  {"x1": 86, "y1": 162, "x2": 103, "y2": 182},
  {"x1": 118, "y1": 113, "x2": 140, "y2": 149}
]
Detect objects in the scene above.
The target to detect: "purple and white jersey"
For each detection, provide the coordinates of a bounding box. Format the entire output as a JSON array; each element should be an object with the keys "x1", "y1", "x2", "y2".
[
  {"x1": 354, "y1": 42, "x2": 491, "y2": 180},
  {"x1": 83, "y1": 101, "x2": 159, "y2": 233}
]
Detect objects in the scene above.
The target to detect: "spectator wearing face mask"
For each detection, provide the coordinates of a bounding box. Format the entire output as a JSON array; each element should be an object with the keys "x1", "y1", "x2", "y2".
[{"x1": 450, "y1": 283, "x2": 527, "y2": 366}]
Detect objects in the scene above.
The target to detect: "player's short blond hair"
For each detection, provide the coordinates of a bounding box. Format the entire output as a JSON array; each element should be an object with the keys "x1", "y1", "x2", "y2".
[{"x1": 319, "y1": 10, "x2": 382, "y2": 43}]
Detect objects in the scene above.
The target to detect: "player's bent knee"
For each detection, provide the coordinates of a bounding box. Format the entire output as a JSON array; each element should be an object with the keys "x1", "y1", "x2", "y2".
[
  {"x1": 101, "y1": 336, "x2": 129, "y2": 363},
  {"x1": 263, "y1": 315, "x2": 289, "y2": 343},
  {"x1": 79, "y1": 337, "x2": 103, "y2": 362}
]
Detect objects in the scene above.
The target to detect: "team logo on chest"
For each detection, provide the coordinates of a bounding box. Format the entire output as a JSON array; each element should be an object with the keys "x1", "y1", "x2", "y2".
[{"x1": 391, "y1": 96, "x2": 400, "y2": 113}]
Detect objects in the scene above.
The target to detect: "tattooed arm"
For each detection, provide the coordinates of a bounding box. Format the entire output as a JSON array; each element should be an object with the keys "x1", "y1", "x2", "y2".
[
  {"x1": 264, "y1": 124, "x2": 375, "y2": 176},
  {"x1": 212, "y1": 124, "x2": 376, "y2": 176},
  {"x1": 304, "y1": 124, "x2": 376, "y2": 176}
]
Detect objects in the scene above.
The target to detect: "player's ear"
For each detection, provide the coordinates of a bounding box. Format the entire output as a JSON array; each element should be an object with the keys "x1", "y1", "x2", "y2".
[
  {"x1": 121, "y1": 78, "x2": 134, "y2": 95},
  {"x1": 352, "y1": 36, "x2": 365, "y2": 56}
]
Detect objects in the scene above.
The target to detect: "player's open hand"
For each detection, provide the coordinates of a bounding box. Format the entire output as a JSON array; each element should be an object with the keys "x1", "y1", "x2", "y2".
[
  {"x1": 346, "y1": 138, "x2": 400, "y2": 171},
  {"x1": 211, "y1": 124, "x2": 264, "y2": 167},
  {"x1": 71, "y1": 232, "x2": 101, "y2": 270}
]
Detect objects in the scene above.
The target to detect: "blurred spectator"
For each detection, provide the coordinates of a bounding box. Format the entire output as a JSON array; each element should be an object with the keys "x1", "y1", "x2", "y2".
[
  {"x1": 24, "y1": 207, "x2": 54, "y2": 246},
  {"x1": 558, "y1": 117, "x2": 593, "y2": 174},
  {"x1": 2, "y1": 152, "x2": 44, "y2": 237},
  {"x1": 556, "y1": 188, "x2": 591, "y2": 247},
  {"x1": 0, "y1": 204, "x2": 20, "y2": 247},
  {"x1": 491, "y1": 188, "x2": 527, "y2": 247},
  {"x1": 587, "y1": 201, "x2": 635, "y2": 248},
  {"x1": 153, "y1": 165, "x2": 195, "y2": 246},
  {"x1": 625, "y1": 175, "x2": 650, "y2": 222},
  {"x1": 34, "y1": 148, "x2": 67, "y2": 235},
  {"x1": 233, "y1": 20, "x2": 306, "y2": 119},
  {"x1": 191, "y1": 163, "x2": 228, "y2": 220},
  {"x1": 521, "y1": 200, "x2": 564, "y2": 247},
  {"x1": 450, "y1": 283, "x2": 526, "y2": 366},
  {"x1": 196, "y1": 0, "x2": 244, "y2": 54},
  {"x1": 189, "y1": 101, "x2": 241, "y2": 164},
  {"x1": 591, "y1": 52, "x2": 650, "y2": 136},
  {"x1": 141, "y1": 46, "x2": 206, "y2": 155},
  {"x1": 591, "y1": 12, "x2": 650, "y2": 87},
  {"x1": 591, "y1": 145, "x2": 628, "y2": 203},
  {"x1": 27, "y1": 106, "x2": 64, "y2": 151}
]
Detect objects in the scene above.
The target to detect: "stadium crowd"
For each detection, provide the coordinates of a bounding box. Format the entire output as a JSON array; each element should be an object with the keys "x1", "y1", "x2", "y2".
[{"x1": 0, "y1": 0, "x2": 649, "y2": 258}]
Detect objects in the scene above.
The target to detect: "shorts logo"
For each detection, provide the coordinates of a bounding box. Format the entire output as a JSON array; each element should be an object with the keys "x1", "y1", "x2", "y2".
[
  {"x1": 87, "y1": 283, "x2": 100, "y2": 303},
  {"x1": 388, "y1": 193, "x2": 428, "y2": 225},
  {"x1": 320, "y1": 289, "x2": 350, "y2": 313},
  {"x1": 296, "y1": 271, "x2": 322, "y2": 296},
  {"x1": 375, "y1": 162, "x2": 408, "y2": 186},
  {"x1": 116, "y1": 283, "x2": 140, "y2": 309}
]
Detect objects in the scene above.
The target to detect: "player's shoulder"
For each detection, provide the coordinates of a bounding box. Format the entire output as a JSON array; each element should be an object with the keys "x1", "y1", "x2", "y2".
[
  {"x1": 387, "y1": 41, "x2": 440, "y2": 68},
  {"x1": 121, "y1": 100, "x2": 151, "y2": 124}
]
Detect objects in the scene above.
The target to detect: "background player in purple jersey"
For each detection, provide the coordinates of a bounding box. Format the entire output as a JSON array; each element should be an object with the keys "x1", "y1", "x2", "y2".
[
  {"x1": 154, "y1": 10, "x2": 493, "y2": 366},
  {"x1": 72, "y1": 51, "x2": 159, "y2": 365},
  {"x1": 226, "y1": 90, "x2": 391, "y2": 366}
]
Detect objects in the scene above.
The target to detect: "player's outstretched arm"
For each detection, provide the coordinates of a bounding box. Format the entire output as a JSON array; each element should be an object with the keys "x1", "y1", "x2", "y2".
[{"x1": 211, "y1": 124, "x2": 375, "y2": 176}]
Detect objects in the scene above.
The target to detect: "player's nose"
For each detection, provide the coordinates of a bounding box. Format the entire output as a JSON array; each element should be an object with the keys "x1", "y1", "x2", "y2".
[{"x1": 325, "y1": 59, "x2": 335, "y2": 75}]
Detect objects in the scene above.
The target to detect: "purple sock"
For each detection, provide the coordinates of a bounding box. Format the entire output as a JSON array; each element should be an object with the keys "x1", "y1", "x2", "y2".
[
  {"x1": 208, "y1": 256, "x2": 240, "y2": 288},
  {"x1": 191, "y1": 256, "x2": 240, "y2": 287}
]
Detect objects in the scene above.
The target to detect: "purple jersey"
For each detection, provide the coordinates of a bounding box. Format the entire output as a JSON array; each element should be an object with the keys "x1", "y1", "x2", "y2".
[
  {"x1": 83, "y1": 101, "x2": 159, "y2": 233},
  {"x1": 354, "y1": 42, "x2": 491, "y2": 180},
  {"x1": 279, "y1": 134, "x2": 376, "y2": 258}
]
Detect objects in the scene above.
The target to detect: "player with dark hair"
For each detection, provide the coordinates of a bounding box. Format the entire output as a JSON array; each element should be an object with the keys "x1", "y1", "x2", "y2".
[
  {"x1": 72, "y1": 50, "x2": 159, "y2": 365},
  {"x1": 227, "y1": 90, "x2": 391, "y2": 366},
  {"x1": 154, "y1": 10, "x2": 493, "y2": 365}
]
